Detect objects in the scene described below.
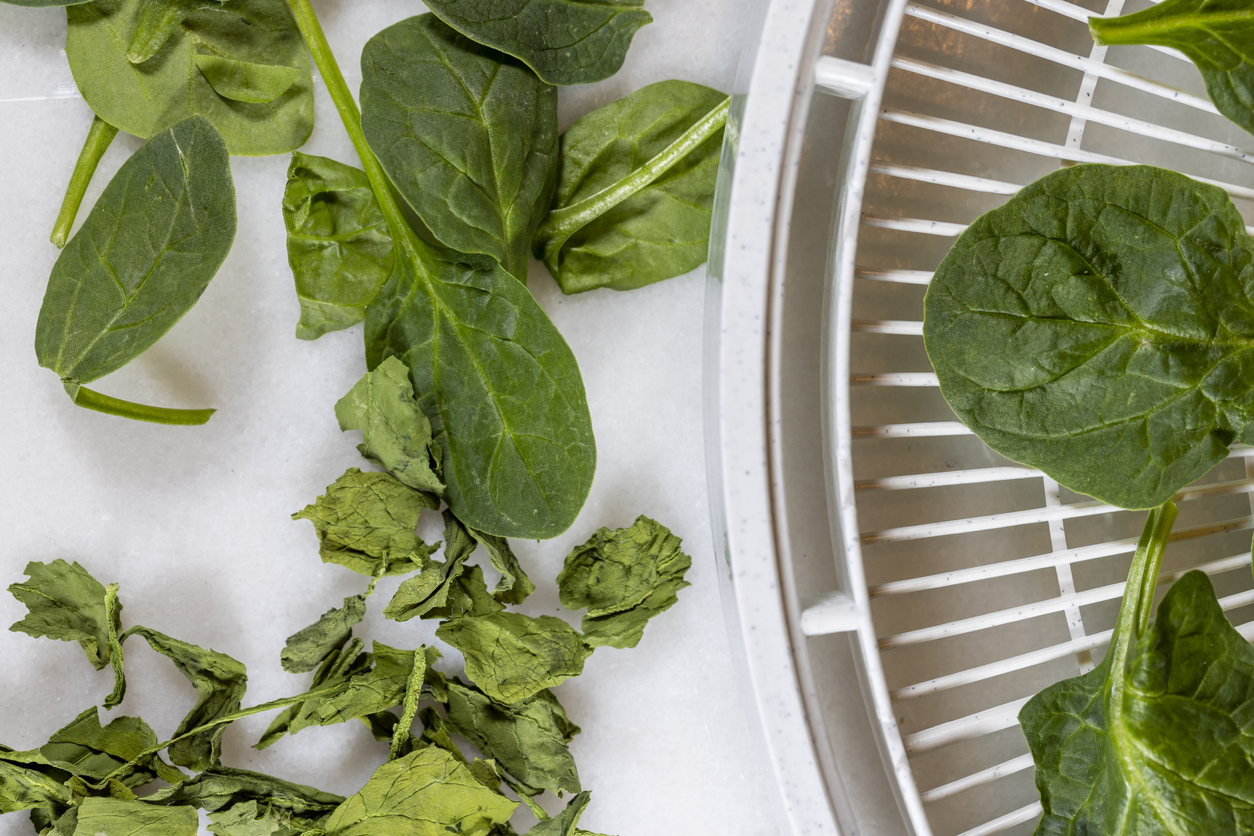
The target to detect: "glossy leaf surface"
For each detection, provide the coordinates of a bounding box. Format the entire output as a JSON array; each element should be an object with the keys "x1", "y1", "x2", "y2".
[
  {"x1": 923, "y1": 164, "x2": 1254, "y2": 509},
  {"x1": 422, "y1": 0, "x2": 651, "y2": 86},
  {"x1": 534, "y1": 80, "x2": 727, "y2": 293},
  {"x1": 283, "y1": 153, "x2": 393, "y2": 339},
  {"x1": 67, "y1": 0, "x2": 313, "y2": 156},
  {"x1": 360, "y1": 13, "x2": 558, "y2": 281}
]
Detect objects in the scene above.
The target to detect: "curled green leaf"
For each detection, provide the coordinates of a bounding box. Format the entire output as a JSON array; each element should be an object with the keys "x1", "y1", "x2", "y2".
[
  {"x1": 435, "y1": 612, "x2": 590, "y2": 705},
  {"x1": 280, "y1": 595, "x2": 366, "y2": 674}
]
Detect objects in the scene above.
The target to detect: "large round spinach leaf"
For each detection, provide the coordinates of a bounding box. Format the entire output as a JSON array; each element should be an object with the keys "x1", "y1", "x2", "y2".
[
  {"x1": 924, "y1": 164, "x2": 1254, "y2": 509},
  {"x1": 66, "y1": 0, "x2": 313, "y2": 156}
]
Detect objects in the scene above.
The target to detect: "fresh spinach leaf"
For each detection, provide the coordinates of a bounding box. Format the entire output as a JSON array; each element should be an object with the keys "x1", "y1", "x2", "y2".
[
  {"x1": 533, "y1": 80, "x2": 728, "y2": 294},
  {"x1": 445, "y1": 681, "x2": 580, "y2": 797},
  {"x1": 922, "y1": 163, "x2": 1254, "y2": 510},
  {"x1": 1020, "y1": 502, "x2": 1254, "y2": 832},
  {"x1": 335, "y1": 356, "x2": 444, "y2": 496},
  {"x1": 124, "y1": 626, "x2": 248, "y2": 772},
  {"x1": 127, "y1": 0, "x2": 225, "y2": 64},
  {"x1": 72, "y1": 796, "x2": 198, "y2": 835},
  {"x1": 319, "y1": 747, "x2": 516, "y2": 836},
  {"x1": 34, "y1": 115, "x2": 235, "y2": 426},
  {"x1": 359, "y1": 13, "x2": 558, "y2": 282},
  {"x1": 8, "y1": 560, "x2": 127, "y2": 708},
  {"x1": 283, "y1": 153, "x2": 394, "y2": 339},
  {"x1": 435, "y1": 612, "x2": 590, "y2": 705},
  {"x1": 66, "y1": 0, "x2": 314, "y2": 156},
  {"x1": 1091, "y1": 0, "x2": 1254, "y2": 137},
  {"x1": 422, "y1": 0, "x2": 651, "y2": 86},
  {"x1": 558, "y1": 515, "x2": 691, "y2": 649},
  {"x1": 280, "y1": 595, "x2": 366, "y2": 674},
  {"x1": 293, "y1": 468, "x2": 439, "y2": 578}
]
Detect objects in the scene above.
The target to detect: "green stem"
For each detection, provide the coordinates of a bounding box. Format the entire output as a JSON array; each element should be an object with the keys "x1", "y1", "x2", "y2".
[
  {"x1": 532, "y1": 95, "x2": 730, "y2": 263},
  {"x1": 1088, "y1": 8, "x2": 1254, "y2": 45},
  {"x1": 65, "y1": 382, "x2": 215, "y2": 426},
  {"x1": 389, "y1": 650, "x2": 426, "y2": 761},
  {"x1": 51, "y1": 116, "x2": 119, "y2": 248}
]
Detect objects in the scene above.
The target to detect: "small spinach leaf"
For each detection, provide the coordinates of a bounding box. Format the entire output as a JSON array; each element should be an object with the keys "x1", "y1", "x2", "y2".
[
  {"x1": 435, "y1": 612, "x2": 590, "y2": 705},
  {"x1": 384, "y1": 511, "x2": 477, "y2": 623},
  {"x1": 127, "y1": 0, "x2": 224, "y2": 64},
  {"x1": 72, "y1": 796, "x2": 198, "y2": 835},
  {"x1": 67, "y1": 0, "x2": 313, "y2": 156},
  {"x1": 40, "y1": 708, "x2": 178, "y2": 788},
  {"x1": 422, "y1": 0, "x2": 651, "y2": 86},
  {"x1": 467, "y1": 523, "x2": 534, "y2": 605},
  {"x1": 280, "y1": 595, "x2": 366, "y2": 674},
  {"x1": 922, "y1": 163, "x2": 1254, "y2": 510},
  {"x1": 534, "y1": 81, "x2": 728, "y2": 293},
  {"x1": 293, "y1": 468, "x2": 439, "y2": 578},
  {"x1": 1020, "y1": 503, "x2": 1254, "y2": 832},
  {"x1": 360, "y1": 13, "x2": 558, "y2": 282},
  {"x1": 34, "y1": 115, "x2": 235, "y2": 426},
  {"x1": 335, "y1": 356, "x2": 444, "y2": 496},
  {"x1": 146, "y1": 766, "x2": 343, "y2": 829},
  {"x1": 1091, "y1": 0, "x2": 1254, "y2": 137},
  {"x1": 558, "y1": 515, "x2": 691, "y2": 649},
  {"x1": 524, "y1": 791, "x2": 591, "y2": 836},
  {"x1": 283, "y1": 153, "x2": 393, "y2": 339},
  {"x1": 320, "y1": 747, "x2": 516, "y2": 836},
  {"x1": 0, "y1": 752, "x2": 73, "y2": 814}
]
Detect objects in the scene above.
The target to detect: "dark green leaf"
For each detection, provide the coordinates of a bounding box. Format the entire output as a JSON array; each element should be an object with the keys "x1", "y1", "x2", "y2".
[
  {"x1": 280, "y1": 595, "x2": 366, "y2": 673},
  {"x1": 320, "y1": 747, "x2": 516, "y2": 836},
  {"x1": 523, "y1": 792, "x2": 591, "y2": 836},
  {"x1": 445, "y1": 680, "x2": 580, "y2": 797},
  {"x1": 534, "y1": 81, "x2": 728, "y2": 293},
  {"x1": 558, "y1": 515, "x2": 691, "y2": 649},
  {"x1": 293, "y1": 468, "x2": 439, "y2": 578},
  {"x1": 127, "y1": 0, "x2": 223, "y2": 64},
  {"x1": 1091, "y1": 0, "x2": 1254, "y2": 138},
  {"x1": 71, "y1": 796, "x2": 198, "y2": 835},
  {"x1": 8, "y1": 560, "x2": 126, "y2": 706},
  {"x1": 422, "y1": 0, "x2": 651, "y2": 86},
  {"x1": 364, "y1": 237, "x2": 596, "y2": 540},
  {"x1": 335, "y1": 356, "x2": 444, "y2": 496},
  {"x1": 40, "y1": 707, "x2": 178, "y2": 788},
  {"x1": 126, "y1": 626, "x2": 247, "y2": 772},
  {"x1": 34, "y1": 116, "x2": 235, "y2": 402},
  {"x1": 435, "y1": 612, "x2": 590, "y2": 704},
  {"x1": 923, "y1": 164, "x2": 1254, "y2": 509},
  {"x1": 283, "y1": 153, "x2": 393, "y2": 339},
  {"x1": 146, "y1": 766, "x2": 344, "y2": 828},
  {"x1": 66, "y1": 0, "x2": 314, "y2": 156},
  {"x1": 360, "y1": 13, "x2": 558, "y2": 281}
]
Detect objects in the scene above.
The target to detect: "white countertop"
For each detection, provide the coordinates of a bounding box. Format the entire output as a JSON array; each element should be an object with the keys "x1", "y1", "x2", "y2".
[{"x1": 0, "y1": 2, "x2": 782, "y2": 834}]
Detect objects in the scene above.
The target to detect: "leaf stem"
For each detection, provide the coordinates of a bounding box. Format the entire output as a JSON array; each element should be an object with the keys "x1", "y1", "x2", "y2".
[
  {"x1": 51, "y1": 116, "x2": 119, "y2": 248},
  {"x1": 389, "y1": 649, "x2": 426, "y2": 760},
  {"x1": 65, "y1": 382, "x2": 215, "y2": 426},
  {"x1": 532, "y1": 95, "x2": 730, "y2": 264}
]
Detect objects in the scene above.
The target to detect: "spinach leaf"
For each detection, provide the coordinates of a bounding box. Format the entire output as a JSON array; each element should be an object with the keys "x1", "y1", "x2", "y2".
[
  {"x1": 359, "y1": 13, "x2": 558, "y2": 282},
  {"x1": 319, "y1": 747, "x2": 516, "y2": 836},
  {"x1": 445, "y1": 681, "x2": 580, "y2": 797},
  {"x1": 283, "y1": 153, "x2": 394, "y2": 339},
  {"x1": 384, "y1": 511, "x2": 478, "y2": 623},
  {"x1": 0, "y1": 752, "x2": 73, "y2": 814},
  {"x1": 293, "y1": 468, "x2": 439, "y2": 578},
  {"x1": 524, "y1": 792, "x2": 591, "y2": 836},
  {"x1": 435, "y1": 612, "x2": 590, "y2": 705},
  {"x1": 72, "y1": 796, "x2": 198, "y2": 835},
  {"x1": 1020, "y1": 502, "x2": 1254, "y2": 832},
  {"x1": 1091, "y1": 0, "x2": 1254, "y2": 137},
  {"x1": 127, "y1": 0, "x2": 225, "y2": 64},
  {"x1": 40, "y1": 708, "x2": 179, "y2": 788},
  {"x1": 557, "y1": 515, "x2": 691, "y2": 649},
  {"x1": 280, "y1": 595, "x2": 366, "y2": 674},
  {"x1": 8, "y1": 560, "x2": 127, "y2": 708},
  {"x1": 335, "y1": 356, "x2": 444, "y2": 496},
  {"x1": 467, "y1": 523, "x2": 534, "y2": 604},
  {"x1": 922, "y1": 163, "x2": 1254, "y2": 510},
  {"x1": 205, "y1": 800, "x2": 296, "y2": 836},
  {"x1": 422, "y1": 0, "x2": 651, "y2": 86},
  {"x1": 124, "y1": 626, "x2": 248, "y2": 772},
  {"x1": 34, "y1": 115, "x2": 235, "y2": 426},
  {"x1": 533, "y1": 81, "x2": 728, "y2": 294},
  {"x1": 1, "y1": 0, "x2": 90, "y2": 5},
  {"x1": 147, "y1": 766, "x2": 343, "y2": 827},
  {"x1": 66, "y1": 0, "x2": 313, "y2": 156}
]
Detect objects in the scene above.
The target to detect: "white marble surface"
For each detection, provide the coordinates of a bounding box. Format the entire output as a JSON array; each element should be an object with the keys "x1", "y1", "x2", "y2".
[{"x1": 0, "y1": 3, "x2": 781, "y2": 834}]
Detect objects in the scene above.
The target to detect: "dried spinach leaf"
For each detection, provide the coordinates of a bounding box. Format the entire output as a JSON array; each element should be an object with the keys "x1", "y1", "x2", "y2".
[
  {"x1": 422, "y1": 0, "x2": 651, "y2": 86},
  {"x1": 40, "y1": 708, "x2": 180, "y2": 788},
  {"x1": 34, "y1": 115, "x2": 235, "y2": 426},
  {"x1": 280, "y1": 595, "x2": 366, "y2": 674},
  {"x1": 335, "y1": 356, "x2": 444, "y2": 496},
  {"x1": 524, "y1": 792, "x2": 591, "y2": 836},
  {"x1": 923, "y1": 164, "x2": 1254, "y2": 510},
  {"x1": 66, "y1": 0, "x2": 314, "y2": 156},
  {"x1": 1020, "y1": 503, "x2": 1254, "y2": 832},
  {"x1": 206, "y1": 800, "x2": 300, "y2": 836},
  {"x1": 1, "y1": 0, "x2": 91, "y2": 5},
  {"x1": 435, "y1": 612, "x2": 589, "y2": 705},
  {"x1": 8, "y1": 560, "x2": 127, "y2": 707},
  {"x1": 72, "y1": 796, "x2": 198, "y2": 835},
  {"x1": 384, "y1": 511, "x2": 478, "y2": 622},
  {"x1": 467, "y1": 523, "x2": 534, "y2": 605},
  {"x1": 293, "y1": 468, "x2": 439, "y2": 578},
  {"x1": 1091, "y1": 0, "x2": 1254, "y2": 137},
  {"x1": 146, "y1": 766, "x2": 343, "y2": 828},
  {"x1": 534, "y1": 81, "x2": 728, "y2": 294},
  {"x1": 283, "y1": 153, "x2": 394, "y2": 339},
  {"x1": 360, "y1": 13, "x2": 558, "y2": 282}
]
